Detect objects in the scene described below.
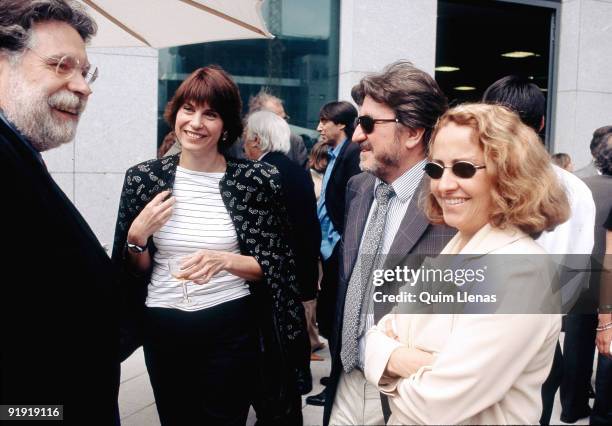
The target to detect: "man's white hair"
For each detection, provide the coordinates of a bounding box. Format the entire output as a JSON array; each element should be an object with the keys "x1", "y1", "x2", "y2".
[{"x1": 246, "y1": 110, "x2": 291, "y2": 155}]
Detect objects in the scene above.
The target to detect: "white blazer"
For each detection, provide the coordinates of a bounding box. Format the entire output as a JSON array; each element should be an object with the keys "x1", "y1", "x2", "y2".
[{"x1": 365, "y1": 224, "x2": 561, "y2": 425}]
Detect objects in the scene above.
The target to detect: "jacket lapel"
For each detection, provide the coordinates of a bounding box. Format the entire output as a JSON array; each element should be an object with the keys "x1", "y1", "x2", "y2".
[
  {"x1": 443, "y1": 224, "x2": 529, "y2": 255},
  {"x1": 343, "y1": 174, "x2": 375, "y2": 278},
  {"x1": 327, "y1": 139, "x2": 350, "y2": 189},
  {"x1": 148, "y1": 154, "x2": 179, "y2": 197},
  {"x1": 381, "y1": 177, "x2": 431, "y2": 270}
]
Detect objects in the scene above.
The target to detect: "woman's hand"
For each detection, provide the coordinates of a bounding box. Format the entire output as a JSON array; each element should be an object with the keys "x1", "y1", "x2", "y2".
[
  {"x1": 127, "y1": 190, "x2": 175, "y2": 245},
  {"x1": 596, "y1": 313, "x2": 612, "y2": 358},
  {"x1": 182, "y1": 250, "x2": 230, "y2": 284},
  {"x1": 181, "y1": 250, "x2": 263, "y2": 284},
  {"x1": 383, "y1": 318, "x2": 434, "y2": 378}
]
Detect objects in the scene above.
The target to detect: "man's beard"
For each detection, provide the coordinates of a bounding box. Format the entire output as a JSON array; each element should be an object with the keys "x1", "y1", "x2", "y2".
[
  {"x1": 3, "y1": 71, "x2": 86, "y2": 152},
  {"x1": 359, "y1": 136, "x2": 402, "y2": 180}
]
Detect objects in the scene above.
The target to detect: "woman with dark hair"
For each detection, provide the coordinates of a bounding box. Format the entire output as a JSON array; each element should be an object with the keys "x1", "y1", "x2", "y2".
[
  {"x1": 364, "y1": 104, "x2": 570, "y2": 424},
  {"x1": 112, "y1": 66, "x2": 310, "y2": 425},
  {"x1": 308, "y1": 138, "x2": 330, "y2": 200}
]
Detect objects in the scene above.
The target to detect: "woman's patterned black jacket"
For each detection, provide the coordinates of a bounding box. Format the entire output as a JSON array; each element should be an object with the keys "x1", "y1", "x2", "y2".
[{"x1": 112, "y1": 154, "x2": 312, "y2": 410}]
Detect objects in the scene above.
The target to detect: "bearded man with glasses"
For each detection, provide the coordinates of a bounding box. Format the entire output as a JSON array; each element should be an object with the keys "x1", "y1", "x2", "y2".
[
  {"x1": 323, "y1": 61, "x2": 455, "y2": 425},
  {"x1": 0, "y1": 1, "x2": 119, "y2": 424}
]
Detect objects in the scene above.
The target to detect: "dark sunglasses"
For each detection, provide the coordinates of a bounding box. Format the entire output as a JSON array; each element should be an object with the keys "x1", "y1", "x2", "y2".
[
  {"x1": 424, "y1": 161, "x2": 486, "y2": 179},
  {"x1": 354, "y1": 115, "x2": 398, "y2": 134}
]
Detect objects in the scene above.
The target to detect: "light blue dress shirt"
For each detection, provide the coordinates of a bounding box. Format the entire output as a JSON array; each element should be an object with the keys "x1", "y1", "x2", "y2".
[{"x1": 317, "y1": 139, "x2": 347, "y2": 260}]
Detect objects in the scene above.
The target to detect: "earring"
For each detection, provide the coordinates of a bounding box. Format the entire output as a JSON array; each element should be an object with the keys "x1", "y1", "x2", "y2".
[{"x1": 222, "y1": 131, "x2": 228, "y2": 142}]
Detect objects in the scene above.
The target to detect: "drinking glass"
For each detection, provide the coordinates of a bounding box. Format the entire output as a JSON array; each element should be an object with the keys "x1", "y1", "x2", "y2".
[{"x1": 168, "y1": 255, "x2": 193, "y2": 306}]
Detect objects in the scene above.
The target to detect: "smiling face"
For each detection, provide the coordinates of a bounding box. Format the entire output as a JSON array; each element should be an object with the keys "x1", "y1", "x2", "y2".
[
  {"x1": 430, "y1": 121, "x2": 493, "y2": 239},
  {"x1": 174, "y1": 101, "x2": 224, "y2": 156},
  {"x1": 0, "y1": 21, "x2": 92, "y2": 151}
]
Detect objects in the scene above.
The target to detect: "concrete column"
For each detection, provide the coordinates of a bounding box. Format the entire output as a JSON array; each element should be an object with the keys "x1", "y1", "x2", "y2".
[
  {"x1": 44, "y1": 47, "x2": 158, "y2": 251},
  {"x1": 338, "y1": 0, "x2": 438, "y2": 102},
  {"x1": 555, "y1": 0, "x2": 612, "y2": 167}
]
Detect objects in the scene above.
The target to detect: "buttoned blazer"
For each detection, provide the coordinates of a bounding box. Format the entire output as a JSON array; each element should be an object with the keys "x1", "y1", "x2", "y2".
[
  {"x1": 111, "y1": 154, "x2": 312, "y2": 412},
  {"x1": 0, "y1": 118, "x2": 120, "y2": 424},
  {"x1": 323, "y1": 171, "x2": 455, "y2": 426},
  {"x1": 323, "y1": 140, "x2": 361, "y2": 236}
]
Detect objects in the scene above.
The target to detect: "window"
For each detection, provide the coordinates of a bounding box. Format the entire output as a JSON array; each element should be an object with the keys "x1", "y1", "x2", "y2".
[{"x1": 158, "y1": 0, "x2": 340, "y2": 150}]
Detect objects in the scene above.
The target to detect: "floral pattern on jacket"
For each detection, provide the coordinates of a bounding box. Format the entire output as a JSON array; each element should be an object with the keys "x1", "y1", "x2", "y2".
[{"x1": 112, "y1": 154, "x2": 312, "y2": 403}]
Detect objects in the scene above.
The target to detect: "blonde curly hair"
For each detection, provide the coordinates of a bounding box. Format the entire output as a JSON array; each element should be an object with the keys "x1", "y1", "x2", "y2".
[{"x1": 424, "y1": 103, "x2": 569, "y2": 236}]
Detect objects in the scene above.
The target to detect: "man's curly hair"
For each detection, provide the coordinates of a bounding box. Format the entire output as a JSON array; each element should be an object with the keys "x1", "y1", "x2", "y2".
[
  {"x1": 0, "y1": 0, "x2": 96, "y2": 57},
  {"x1": 592, "y1": 126, "x2": 612, "y2": 176}
]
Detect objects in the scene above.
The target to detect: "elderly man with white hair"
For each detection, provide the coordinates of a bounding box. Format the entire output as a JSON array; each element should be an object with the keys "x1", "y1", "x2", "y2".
[
  {"x1": 244, "y1": 109, "x2": 321, "y2": 308},
  {"x1": 244, "y1": 110, "x2": 322, "y2": 421}
]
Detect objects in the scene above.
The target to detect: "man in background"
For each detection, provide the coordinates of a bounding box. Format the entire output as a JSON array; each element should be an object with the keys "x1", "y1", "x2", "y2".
[
  {"x1": 228, "y1": 89, "x2": 309, "y2": 167},
  {"x1": 306, "y1": 100, "x2": 361, "y2": 407},
  {"x1": 575, "y1": 127, "x2": 608, "y2": 178},
  {"x1": 573, "y1": 127, "x2": 612, "y2": 425}
]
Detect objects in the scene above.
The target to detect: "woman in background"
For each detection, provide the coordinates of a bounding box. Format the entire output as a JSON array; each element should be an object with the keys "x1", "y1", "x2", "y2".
[{"x1": 308, "y1": 138, "x2": 330, "y2": 201}]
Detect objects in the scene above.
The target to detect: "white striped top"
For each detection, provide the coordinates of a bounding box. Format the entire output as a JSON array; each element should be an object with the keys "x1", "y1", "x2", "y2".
[{"x1": 147, "y1": 166, "x2": 249, "y2": 312}]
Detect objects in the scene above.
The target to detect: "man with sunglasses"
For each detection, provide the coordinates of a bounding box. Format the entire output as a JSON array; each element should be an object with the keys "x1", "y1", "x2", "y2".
[
  {"x1": 0, "y1": 1, "x2": 119, "y2": 423},
  {"x1": 323, "y1": 61, "x2": 455, "y2": 425}
]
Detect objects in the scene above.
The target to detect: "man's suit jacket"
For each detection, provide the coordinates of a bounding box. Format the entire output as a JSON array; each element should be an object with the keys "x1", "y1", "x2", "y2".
[
  {"x1": 0, "y1": 117, "x2": 120, "y2": 424},
  {"x1": 323, "y1": 140, "x2": 361, "y2": 236},
  {"x1": 261, "y1": 151, "x2": 321, "y2": 301},
  {"x1": 323, "y1": 171, "x2": 455, "y2": 425}
]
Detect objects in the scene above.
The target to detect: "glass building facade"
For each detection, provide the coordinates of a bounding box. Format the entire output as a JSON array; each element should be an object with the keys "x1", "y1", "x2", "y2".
[{"x1": 158, "y1": 0, "x2": 340, "y2": 150}]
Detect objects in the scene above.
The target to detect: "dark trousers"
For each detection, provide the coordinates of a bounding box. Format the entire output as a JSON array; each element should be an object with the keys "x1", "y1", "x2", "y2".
[
  {"x1": 317, "y1": 243, "x2": 341, "y2": 340},
  {"x1": 253, "y1": 392, "x2": 303, "y2": 426},
  {"x1": 143, "y1": 298, "x2": 258, "y2": 426},
  {"x1": 591, "y1": 354, "x2": 612, "y2": 424},
  {"x1": 561, "y1": 313, "x2": 598, "y2": 419},
  {"x1": 540, "y1": 341, "x2": 563, "y2": 425}
]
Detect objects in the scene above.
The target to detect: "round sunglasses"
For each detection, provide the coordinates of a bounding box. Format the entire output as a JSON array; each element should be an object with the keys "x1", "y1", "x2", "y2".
[
  {"x1": 354, "y1": 115, "x2": 398, "y2": 134},
  {"x1": 424, "y1": 161, "x2": 486, "y2": 179}
]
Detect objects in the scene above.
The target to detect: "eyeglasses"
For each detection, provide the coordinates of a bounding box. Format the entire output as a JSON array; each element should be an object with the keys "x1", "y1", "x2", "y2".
[
  {"x1": 354, "y1": 115, "x2": 399, "y2": 134},
  {"x1": 424, "y1": 161, "x2": 486, "y2": 179},
  {"x1": 28, "y1": 49, "x2": 99, "y2": 85}
]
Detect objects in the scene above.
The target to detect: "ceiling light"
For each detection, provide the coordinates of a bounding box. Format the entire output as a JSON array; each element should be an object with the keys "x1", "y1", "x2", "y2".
[
  {"x1": 454, "y1": 86, "x2": 476, "y2": 91},
  {"x1": 501, "y1": 51, "x2": 536, "y2": 58},
  {"x1": 435, "y1": 66, "x2": 460, "y2": 72}
]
